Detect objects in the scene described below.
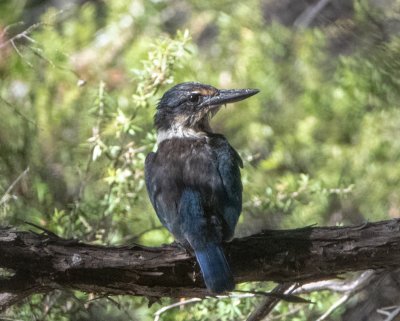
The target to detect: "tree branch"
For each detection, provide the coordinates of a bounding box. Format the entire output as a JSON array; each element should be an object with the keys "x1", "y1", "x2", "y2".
[
  {"x1": 1, "y1": 219, "x2": 400, "y2": 311},
  {"x1": 0, "y1": 167, "x2": 30, "y2": 206},
  {"x1": 246, "y1": 283, "x2": 296, "y2": 321},
  {"x1": 294, "y1": 0, "x2": 331, "y2": 29}
]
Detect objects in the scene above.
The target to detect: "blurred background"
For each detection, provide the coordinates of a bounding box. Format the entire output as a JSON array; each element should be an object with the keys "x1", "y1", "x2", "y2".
[{"x1": 1, "y1": 0, "x2": 400, "y2": 320}]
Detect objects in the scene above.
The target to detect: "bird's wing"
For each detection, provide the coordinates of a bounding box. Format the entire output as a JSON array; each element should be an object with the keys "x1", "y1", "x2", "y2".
[
  {"x1": 214, "y1": 139, "x2": 243, "y2": 240},
  {"x1": 145, "y1": 152, "x2": 175, "y2": 233},
  {"x1": 144, "y1": 152, "x2": 156, "y2": 207}
]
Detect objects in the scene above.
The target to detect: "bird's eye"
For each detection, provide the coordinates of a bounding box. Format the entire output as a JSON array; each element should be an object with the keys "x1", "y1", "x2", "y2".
[{"x1": 189, "y1": 93, "x2": 201, "y2": 103}]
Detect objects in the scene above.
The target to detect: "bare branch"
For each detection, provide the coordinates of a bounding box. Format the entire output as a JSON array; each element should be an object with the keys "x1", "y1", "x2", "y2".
[
  {"x1": 1, "y1": 219, "x2": 400, "y2": 311},
  {"x1": 0, "y1": 10, "x2": 79, "y2": 75},
  {"x1": 316, "y1": 293, "x2": 350, "y2": 321},
  {"x1": 377, "y1": 306, "x2": 400, "y2": 321},
  {"x1": 154, "y1": 298, "x2": 202, "y2": 321},
  {"x1": 294, "y1": 0, "x2": 331, "y2": 29},
  {"x1": 0, "y1": 167, "x2": 30, "y2": 206},
  {"x1": 246, "y1": 283, "x2": 296, "y2": 321},
  {"x1": 309, "y1": 270, "x2": 377, "y2": 320},
  {"x1": 294, "y1": 270, "x2": 376, "y2": 294},
  {"x1": 154, "y1": 293, "x2": 257, "y2": 321},
  {"x1": 10, "y1": 40, "x2": 33, "y2": 67},
  {"x1": 0, "y1": 96, "x2": 40, "y2": 128},
  {"x1": 0, "y1": 22, "x2": 44, "y2": 50},
  {"x1": 28, "y1": 46, "x2": 56, "y2": 68}
]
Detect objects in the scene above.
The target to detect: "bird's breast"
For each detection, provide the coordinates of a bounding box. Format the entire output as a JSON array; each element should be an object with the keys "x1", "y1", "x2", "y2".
[
  {"x1": 153, "y1": 137, "x2": 222, "y2": 204},
  {"x1": 157, "y1": 137, "x2": 214, "y2": 172}
]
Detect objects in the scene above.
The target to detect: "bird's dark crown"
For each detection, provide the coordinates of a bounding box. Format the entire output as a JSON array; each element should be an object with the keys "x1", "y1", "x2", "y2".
[{"x1": 154, "y1": 82, "x2": 259, "y2": 135}]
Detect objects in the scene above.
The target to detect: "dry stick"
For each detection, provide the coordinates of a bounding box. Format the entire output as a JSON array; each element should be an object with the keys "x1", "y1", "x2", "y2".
[
  {"x1": 3, "y1": 22, "x2": 24, "y2": 34},
  {"x1": 28, "y1": 46, "x2": 56, "y2": 68},
  {"x1": 0, "y1": 22, "x2": 43, "y2": 49},
  {"x1": 154, "y1": 298, "x2": 202, "y2": 321},
  {"x1": 153, "y1": 283, "x2": 308, "y2": 320},
  {"x1": 24, "y1": 222, "x2": 60, "y2": 239},
  {"x1": 268, "y1": 306, "x2": 303, "y2": 320},
  {"x1": 247, "y1": 271, "x2": 377, "y2": 321},
  {"x1": 313, "y1": 270, "x2": 378, "y2": 321},
  {"x1": 294, "y1": 270, "x2": 376, "y2": 294},
  {"x1": 0, "y1": 167, "x2": 30, "y2": 206},
  {"x1": 0, "y1": 9, "x2": 67, "y2": 50},
  {"x1": 1, "y1": 12, "x2": 80, "y2": 78},
  {"x1": 316, "y1": 293, "x2": 350, "y2": 321},
  {"x1": 233, "y1": 289, "x2": 310, "y2": 304},
  {"x1": 0, "y1": 96, "x2": 40, "y2": 128},
  {"x1": 10, "y1": 39, "x2": 33, "y2": 67},
  {"x1": 246, "y1": 283, "x2": 296, "y2": 321},
  {"x1": 122, "y1": 226, "x2": 165, "y2": 243},
  {"x1": 154, "y1": 294, "x2": 255, "y2": 321},
  {"x1": 294, "y1": 0, "x2": 332, "y2": 28},
  {"x1": 377, "y1": 306, "x2": 400, "y2": 321}
]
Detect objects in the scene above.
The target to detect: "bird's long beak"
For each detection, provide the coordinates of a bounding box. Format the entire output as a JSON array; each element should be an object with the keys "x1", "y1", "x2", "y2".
[{"x1": 200, "y1": 88, "x2": 259, "y2": 107}]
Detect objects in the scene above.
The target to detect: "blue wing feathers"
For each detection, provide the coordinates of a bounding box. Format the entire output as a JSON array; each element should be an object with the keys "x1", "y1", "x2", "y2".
[{"x1": 215, "y1": 142, "x2": 242, "y2": 238}]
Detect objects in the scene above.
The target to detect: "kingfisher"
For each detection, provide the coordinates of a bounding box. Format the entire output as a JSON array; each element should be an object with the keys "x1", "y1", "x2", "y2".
[{"x1": 145, "y1": 82, "x2": 259, "y2": 294}]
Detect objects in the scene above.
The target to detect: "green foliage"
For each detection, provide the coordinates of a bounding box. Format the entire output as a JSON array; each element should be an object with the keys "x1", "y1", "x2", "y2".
[{"x1": 1, "y1": 0, "x2": 400, "y2": 319}]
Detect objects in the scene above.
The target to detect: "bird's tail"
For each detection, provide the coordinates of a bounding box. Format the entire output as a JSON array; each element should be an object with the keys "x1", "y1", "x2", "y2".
[
  {"x1": 179, "y1": 189, "x2": 234, "y2": 294},
  {"x1": 193, "y1": 242, "x2": 234, "y2": 294}
]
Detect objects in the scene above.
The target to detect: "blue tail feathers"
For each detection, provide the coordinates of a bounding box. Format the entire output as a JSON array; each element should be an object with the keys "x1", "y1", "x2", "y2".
[
  {"x1": 194, "y1": 242, "x2": 234, "y2": 294},
  {"x1": 179, "y1": 189, "x2": 235, "y2": 294}
]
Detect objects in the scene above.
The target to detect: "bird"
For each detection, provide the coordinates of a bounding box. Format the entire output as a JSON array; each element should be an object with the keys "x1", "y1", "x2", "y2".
[{"x1": 145, "y1": 82, "x2": 259, "y2": 294}]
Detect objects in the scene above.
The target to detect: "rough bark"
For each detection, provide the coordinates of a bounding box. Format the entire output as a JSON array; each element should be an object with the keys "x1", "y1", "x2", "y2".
[{"x1": 1, "y1": 219, "x2": 400, "y2": 311}]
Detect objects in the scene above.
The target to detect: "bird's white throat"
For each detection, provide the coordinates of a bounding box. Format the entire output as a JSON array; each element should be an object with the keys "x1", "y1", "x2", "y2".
[{"x1": 157, "y1": 123, "x2": 206, "y2": 145}]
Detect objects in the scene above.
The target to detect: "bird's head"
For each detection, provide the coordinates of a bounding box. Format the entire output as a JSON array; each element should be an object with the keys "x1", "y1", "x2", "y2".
[{"x1": 154, "y1": 82, "x2": 259, "y2": 140}]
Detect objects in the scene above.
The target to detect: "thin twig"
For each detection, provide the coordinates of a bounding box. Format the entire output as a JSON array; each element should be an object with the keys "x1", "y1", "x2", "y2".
[
  {"x1": 24, "y1": 222, "x2": 60, "y2": 238},
  {"x1": 0, "y1": 96, "x2": 40, "y2": 128},
  {"x1": 3, "y1": 21, "x2": 25, "y2": 34},
  {"x1": 312, "y1": 271, "x2": 377, "y2": 321},
  {"x1": 215, "y1": 293, "x2": 255, "y2": 300},
  {"x1": 246, "y1": 283, "x2": 297, "y2": 321},
  {"x1": 0, "y1": 10, "x2": 80, "y2": 76},
  {"x1": 294, "y1": 270, "x2": 376, "y2": 294},
  {"x1": 28, "y1": 46, "x2": 56, "y2": 68},
  {"x1": 22, "y1": 34, "x2": 36, "y2": 43},
  {"x1": 234, "y1": 288, "x2": 310, "y2": 304},
  {"x1": 0, "y1": 167, "x2": 30, "y2": 206},
  {"x1": 377, "y1": 306, "x2": 400, "y2": 321},
  {"x1": 104, "y1": 296, "x2": 121, "y2": 309},
  {"x1": 315, "y1": 293, "x2": 350, "y2": 321},
  {"x1": 154, "y1": 294, "x2": 257, "y2": 321},
  {"x1": 122, "y1": 226, "x2": 164, "y2": 243},
  {"x1": 0, "y1": 317, "x2": 24, "y2": 321},
  {"x1": 10, "y1": 39, "x2": 33, "y2": 67},
  {"x1": 1, "y1": 9, "x2": 66, "y2": 49},
  {"x1": 294, "y1": 0, "x2": 332, "y2": 29},
  {"x1": 0, "y1": 22, "x2": 44, "y2": 49},
  {"x1": 154, "y1": 298, "x2": 202, "y2": 321},
  {"x1": 268, "y1": 306, "x2": 303, "y2": 320}
]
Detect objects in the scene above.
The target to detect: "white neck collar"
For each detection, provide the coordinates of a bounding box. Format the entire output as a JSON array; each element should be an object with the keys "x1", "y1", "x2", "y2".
[{"x1": 157, "y1": 124, "x2": 206, "y2": 145}]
